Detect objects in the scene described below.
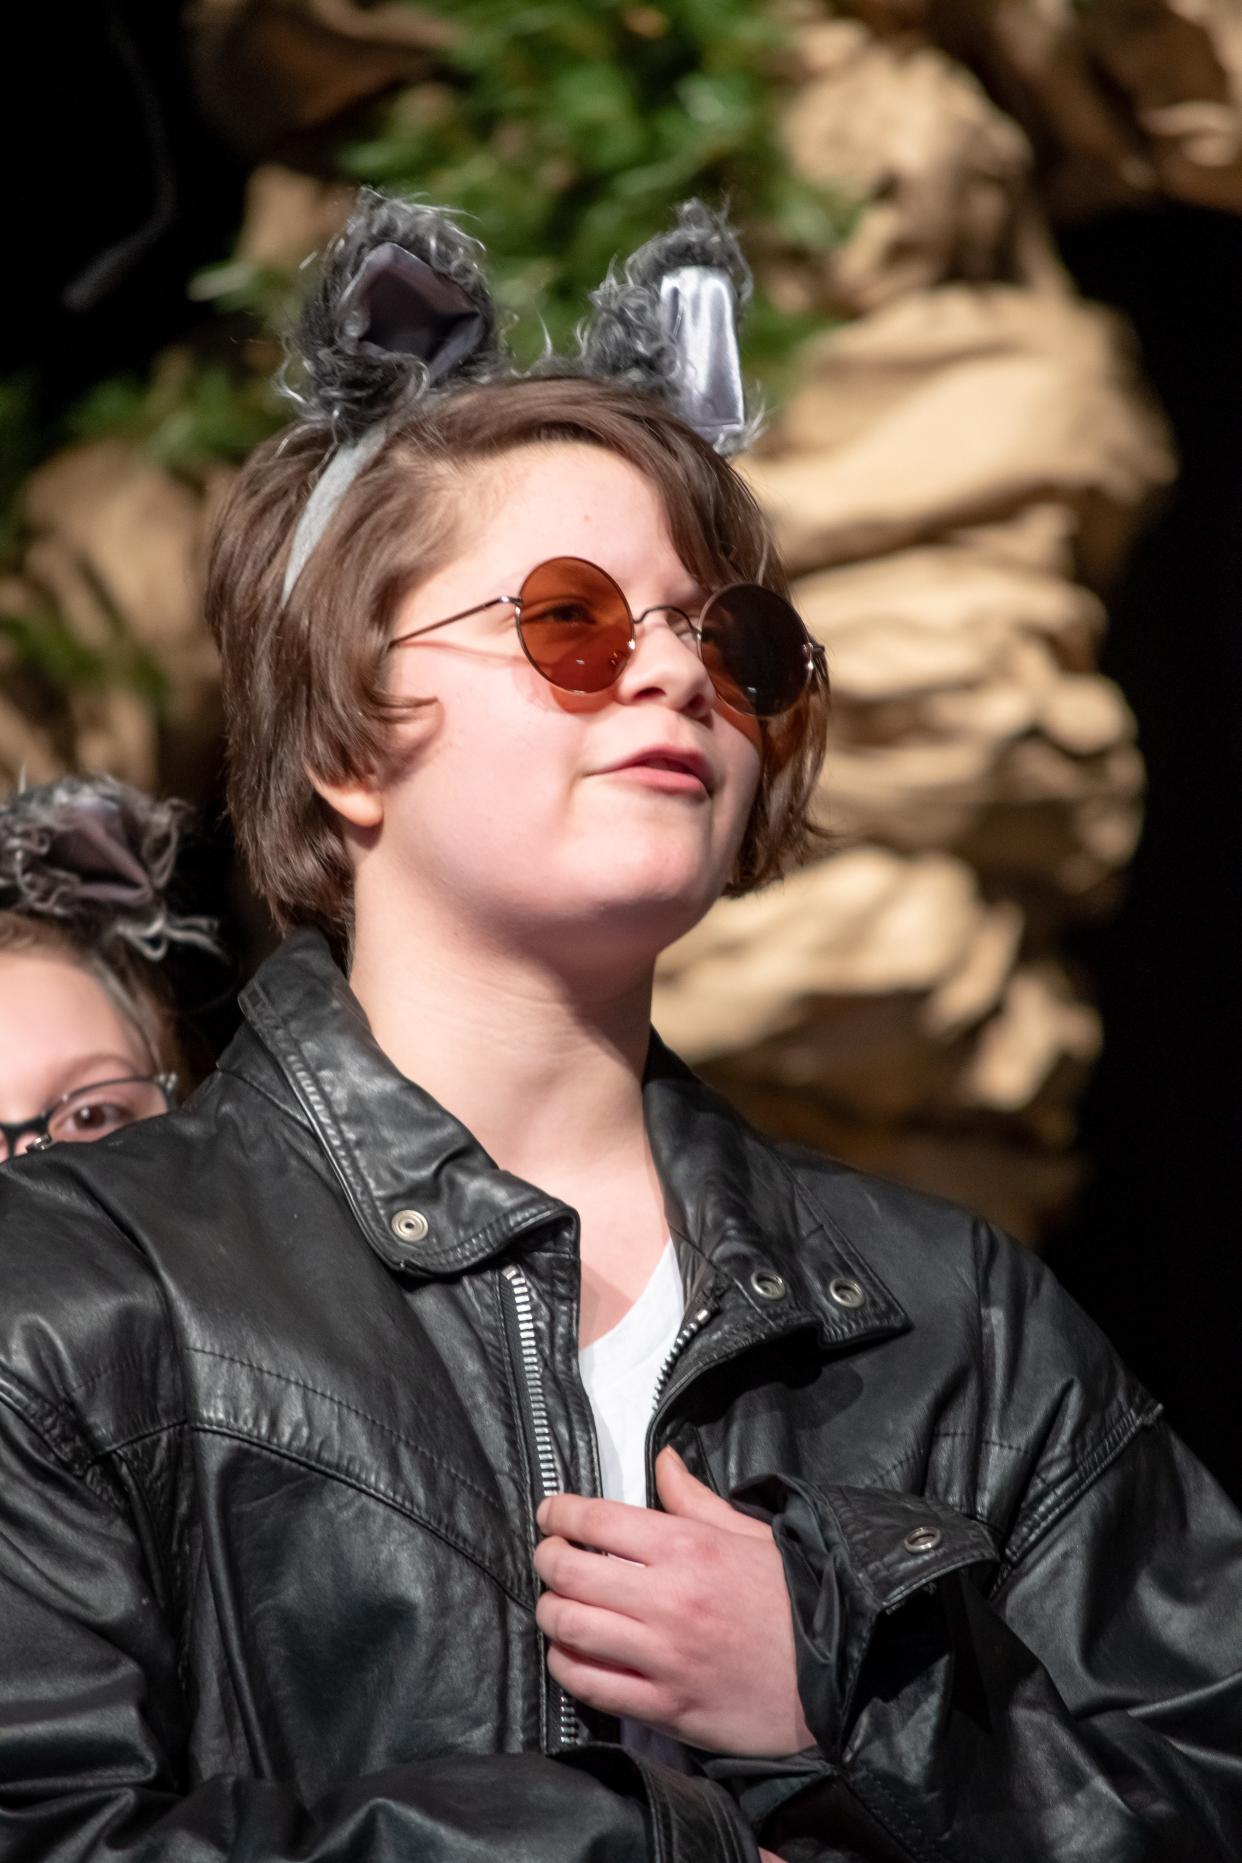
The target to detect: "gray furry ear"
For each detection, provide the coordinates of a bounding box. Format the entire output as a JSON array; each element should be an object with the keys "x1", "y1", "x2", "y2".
[
  {"x1": 282, "y1": 190, "x2": 505, "y2": 442},
  {"x1": 0, "y1": 776, "x2": 221, "y2": 963},
  {"x1": 577, "y1": 200, "x2": 757, "y2": 457}
]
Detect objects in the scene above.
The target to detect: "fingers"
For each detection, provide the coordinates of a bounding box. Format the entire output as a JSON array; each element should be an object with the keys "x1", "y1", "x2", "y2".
[
  {"x1": 537, "y1": 1491, "x2": 662, "y2": 1562},
  {"x1": 545, "y1": 1643, "x2": 674, "y2": 1728},
  {"x1": 536, "y1": 1590, "x2": 654, "y2": 1670},
  {"x1": 655, "y1": 1448, "x2": 773, "y2": 1542},
  {"x1": 533, "y1": 1534, "x2": 648, "y2": 1614}
]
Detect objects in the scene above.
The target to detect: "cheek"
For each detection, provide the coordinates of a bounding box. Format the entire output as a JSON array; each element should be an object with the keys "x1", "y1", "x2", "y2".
[
  {"x1": 718, "y1": 722, "x2": 765, "y2": 843},
  {"x1": 393, "y1": 663, "x2": 582, "y2": 840}
]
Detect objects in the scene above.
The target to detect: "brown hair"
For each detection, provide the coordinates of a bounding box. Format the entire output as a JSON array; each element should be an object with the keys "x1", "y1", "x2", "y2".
[
  {"x1": 206, "y1": 375, "x2": 829, "y2": 947},
  {"x1": 0, "y1": 913, "x2": 185, "y2": 1077}
]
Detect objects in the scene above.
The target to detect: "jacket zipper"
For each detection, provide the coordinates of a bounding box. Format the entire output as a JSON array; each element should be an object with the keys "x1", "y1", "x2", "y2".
[
  {"x1": 501, "y1": 1262, "x2": 581, "y2": 1754},
  {"x1": 645, "y1": 1298, "x2": 715, "y2": 1504}
]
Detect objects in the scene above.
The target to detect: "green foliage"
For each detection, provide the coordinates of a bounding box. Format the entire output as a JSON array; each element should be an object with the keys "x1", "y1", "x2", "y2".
[
  {"x1": 68, "y1": 354, "x2": 286, "y2": 479},
  {"x1": 333, "y1": 0, "x2": 854, "y2": 367},
  {"x1": 0, "y1": 602, "x2": 168, "y2": 707},
  {"x1": 26, "y1": 0, "x2": 851, "y2": 606},
  {"x1": 188, "y1": 257, "x2": 300, "y2": 328},
  {"x1": 77, "y1": 3, "x2": 853, "y2": 472}
]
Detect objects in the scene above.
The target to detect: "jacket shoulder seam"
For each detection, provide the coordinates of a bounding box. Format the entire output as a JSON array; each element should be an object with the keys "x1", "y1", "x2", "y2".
[
  {"x1": 995, "y1": 1398, "x2": 1162, "y2": 1583},
  {"x1": 0, "y1": 1374, "x2": 124, "y2": 1508},
  {"x1": 79, "y1": 1414, "x2": 532, "y2": 1607},
  {"x1": 189, "y1": 1420, "x2": 532, "y2": 1607},
  {"x1": 48, "y1": 1347, "x2": 172, "y2": 1411},
  {"x1": 184, "y1": 1344, "x2": 513, "y2": 1524}
]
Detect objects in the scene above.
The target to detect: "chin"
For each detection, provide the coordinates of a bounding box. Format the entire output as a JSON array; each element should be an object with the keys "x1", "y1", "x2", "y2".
[{"x1": 582, "y1": 851, "x2": 725, "y2": 944}]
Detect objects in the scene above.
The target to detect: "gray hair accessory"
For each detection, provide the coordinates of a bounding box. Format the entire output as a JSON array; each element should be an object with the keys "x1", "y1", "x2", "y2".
[
  {"x1": 576, "y1": 199, "x2": 756, "y2": 456},
  {"x1": 279, "y1": 191, "x2": 756, "y2": 605},
  {"x1": 0, "y1": 775, "x2": 222, "y2": 963}
]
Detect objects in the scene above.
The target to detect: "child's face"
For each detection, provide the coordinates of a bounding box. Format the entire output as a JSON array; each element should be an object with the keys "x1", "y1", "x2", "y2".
[
  {"x1": 0, "y1": 952, "x2": 156, "y2": 1158},
  {"x1": 347, "y1": 441, "x2": 763, "y2": 972}
]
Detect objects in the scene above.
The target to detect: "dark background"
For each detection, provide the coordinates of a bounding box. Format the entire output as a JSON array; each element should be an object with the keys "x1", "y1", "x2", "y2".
[{"x1": 1050, "y1": 207, "x2": 1242, "y2": 1506}]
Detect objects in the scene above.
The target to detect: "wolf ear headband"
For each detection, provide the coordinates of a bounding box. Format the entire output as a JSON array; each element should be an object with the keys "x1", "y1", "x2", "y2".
[
  {"x1": 279, "y1": 192, "x2": 757, "y2": 604},
  {"x1": 0, "y1": 776, "x2": 221, "y2": 963}
]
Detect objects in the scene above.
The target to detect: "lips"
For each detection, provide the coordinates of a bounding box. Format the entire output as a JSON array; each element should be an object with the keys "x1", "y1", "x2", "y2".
[{"x1": 599, "y1": 745, "x2": 715, "y2": 792}]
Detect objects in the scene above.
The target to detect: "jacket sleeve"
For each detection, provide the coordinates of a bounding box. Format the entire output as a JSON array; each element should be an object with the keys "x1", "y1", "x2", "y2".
[
  {"x1": 0, "y1": 1386, "x2": 756, "y2": 1863},
  {"x1": 720, "y1": 1227, "x2": 1242, "y2": 1863}
]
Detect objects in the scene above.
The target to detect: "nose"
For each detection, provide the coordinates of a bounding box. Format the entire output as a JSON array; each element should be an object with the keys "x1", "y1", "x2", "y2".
[{"x1": 612, "y1": 609, "x2": 713, "y2": 719}]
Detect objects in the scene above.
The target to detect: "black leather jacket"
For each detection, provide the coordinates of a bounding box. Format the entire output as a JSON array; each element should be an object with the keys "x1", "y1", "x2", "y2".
[{"x1": 1, "y1": 931, "x2": 1240, "y2": 1862}]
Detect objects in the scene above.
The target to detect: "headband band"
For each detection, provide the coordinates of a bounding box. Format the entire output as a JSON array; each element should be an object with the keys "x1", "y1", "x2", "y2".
[{"x1": 278, "y1": 194, "x2": 756, "y2": 606}]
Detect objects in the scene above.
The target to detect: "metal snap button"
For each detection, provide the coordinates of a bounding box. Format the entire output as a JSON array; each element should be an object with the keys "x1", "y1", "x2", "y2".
[
  {"x1": 750, "y1": 1268, "x2": 786, "y2": 1301},
  {"x1": 390, "y1": 1208, "x2": 429, "y2": 1244},
  {"x1": 903, "y1": 1525, "x2": 942, "y2": 1554},
  {"x1": 828, "y1": 1276, "x2": 865, "y2": 1309}
]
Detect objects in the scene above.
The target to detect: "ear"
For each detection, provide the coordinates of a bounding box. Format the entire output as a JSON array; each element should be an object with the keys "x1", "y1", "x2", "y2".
[
  {"x1": 577, "y1": 199, "x2": 755, "y2": 457},
  {"x1": 308, "y1": 769, "x2": 385, "y2": 832}
]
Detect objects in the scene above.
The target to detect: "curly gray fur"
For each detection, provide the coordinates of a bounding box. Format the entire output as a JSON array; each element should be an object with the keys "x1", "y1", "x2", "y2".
[
  {"x1": 277, "y1": 195, "x2": 760, "y2": 603},
  {"x1": 0, "y1": 776, "x2": 222, "y2": 963},
  {"x1": 576, "y1": 199, "x2": 753, "y2": 400},
  {"x1": 280, "y1": 190, "x2": 509, "y2": 442}
]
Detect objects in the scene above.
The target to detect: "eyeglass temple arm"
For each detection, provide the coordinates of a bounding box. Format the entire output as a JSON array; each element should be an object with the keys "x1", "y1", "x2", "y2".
[{"x1": 388, "y1": 596, "x2": 513, "y2": 650}]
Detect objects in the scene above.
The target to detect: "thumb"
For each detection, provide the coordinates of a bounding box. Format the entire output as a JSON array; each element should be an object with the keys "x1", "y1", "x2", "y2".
[
  {"x1": 655, "y1": 1447, "x2": 773, "y2": 1540},
  {"x1": 655, "y1": 1446, "x2": 745, "y2": 1527}
]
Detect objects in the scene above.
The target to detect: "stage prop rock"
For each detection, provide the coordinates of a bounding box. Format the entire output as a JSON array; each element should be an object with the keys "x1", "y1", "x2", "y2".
[
  {"x1": 187, "y1": 0, "x2": 452, "y2": 159},
  {"x1": 654, "y1": 850, "x2": 1097, "y2": 1240},
  {"x1": 777, "y1": 18, "x2": 1064, "y2": 314},
  {"x1": 1, "y1": 441, "x2": 222, "y2": 799},
  {"x1": 833, "y1": 0, "x2": 1242, "y2": 220},
  {"x1": 657, "y1": 244, "x2": 1173, "y2": 1243}
]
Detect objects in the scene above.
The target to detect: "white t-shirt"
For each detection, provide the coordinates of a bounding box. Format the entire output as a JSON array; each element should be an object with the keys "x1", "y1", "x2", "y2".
[
  {"x1": 578, "y1": 1240, "x2": 690, "y2": 1769},
  {"x1": 578, "y1": 1240, "x2": 684, "y2": 1508}
]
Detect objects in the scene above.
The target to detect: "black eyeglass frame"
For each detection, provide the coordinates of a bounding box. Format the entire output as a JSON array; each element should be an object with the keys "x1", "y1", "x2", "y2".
[
  {"x1": 387, "y1": 555, "x2": 828, "y2": 719},
  {"x1": 0, "y1": 1071, "x2": 179, "y2": 1162}
]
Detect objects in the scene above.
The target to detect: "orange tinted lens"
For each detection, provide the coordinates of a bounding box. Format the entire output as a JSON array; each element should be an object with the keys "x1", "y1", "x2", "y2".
[
  {"x1": 516, "y1": 558, "x2": 632, "y2": 693},
  {"x1": 699, "y1": 586, "x2": 809, "y2": 717}
]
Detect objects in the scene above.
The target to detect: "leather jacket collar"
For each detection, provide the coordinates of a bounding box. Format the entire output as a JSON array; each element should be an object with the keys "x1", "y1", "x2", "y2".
[{"x1": 230, "y1": 931, "x2": 909, "y2": 1355}]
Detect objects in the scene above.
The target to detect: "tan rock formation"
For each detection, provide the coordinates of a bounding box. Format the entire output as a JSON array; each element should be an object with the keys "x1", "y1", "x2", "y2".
[
  {"x1": 6, "y1": 444, "x2": 220, "y2": 796},
  {"x1": 653, "y1": 848, "x2": 1101, "y2": 1239},
  {"x1": 186, "y1": 0, "x2": 452, "y2": 158},
  {"x1": 667, "y1": 237, "x2": 1174, "y2": 1237},
  {"x1": 744, "y1": 284, "x2": 1174, "y2": 581},
  {"x1": 836, "y1": 0, "x2": 1242, "y2": 218},
  {"x1": 780, "y1": 17, "x2": 1062, "y2": 312}
]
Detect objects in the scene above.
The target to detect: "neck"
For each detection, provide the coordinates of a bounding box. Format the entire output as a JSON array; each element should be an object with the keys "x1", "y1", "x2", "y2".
[
  {"x1": 348, "y1": 893, "x2": 657, "y2": 1200},
  {"x1": 348, "y1": 873, "x2": 681, "y2": 1344}
]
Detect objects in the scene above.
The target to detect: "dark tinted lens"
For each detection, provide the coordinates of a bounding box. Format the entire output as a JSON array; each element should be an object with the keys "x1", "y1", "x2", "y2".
[
  {"x1": 699, "y1": 586, "x2": 811, "y2": 717},
  {"x1": 516, "y1": 558, "x2": 633, "y2": 693}
]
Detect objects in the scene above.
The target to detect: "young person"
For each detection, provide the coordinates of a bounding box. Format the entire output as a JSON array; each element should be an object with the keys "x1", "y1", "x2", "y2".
[
  {"x1": 0, "y1": 197, "x2": 1238, "y2": 1863},
  {"x1": 0, "y1": 775, "x2": 216, "y2": 1162}
]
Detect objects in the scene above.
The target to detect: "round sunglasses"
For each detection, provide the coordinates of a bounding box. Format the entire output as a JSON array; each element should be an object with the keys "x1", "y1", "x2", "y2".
[{"x1": 388, "y1": 556, "x2": 827, "y2": 719}]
